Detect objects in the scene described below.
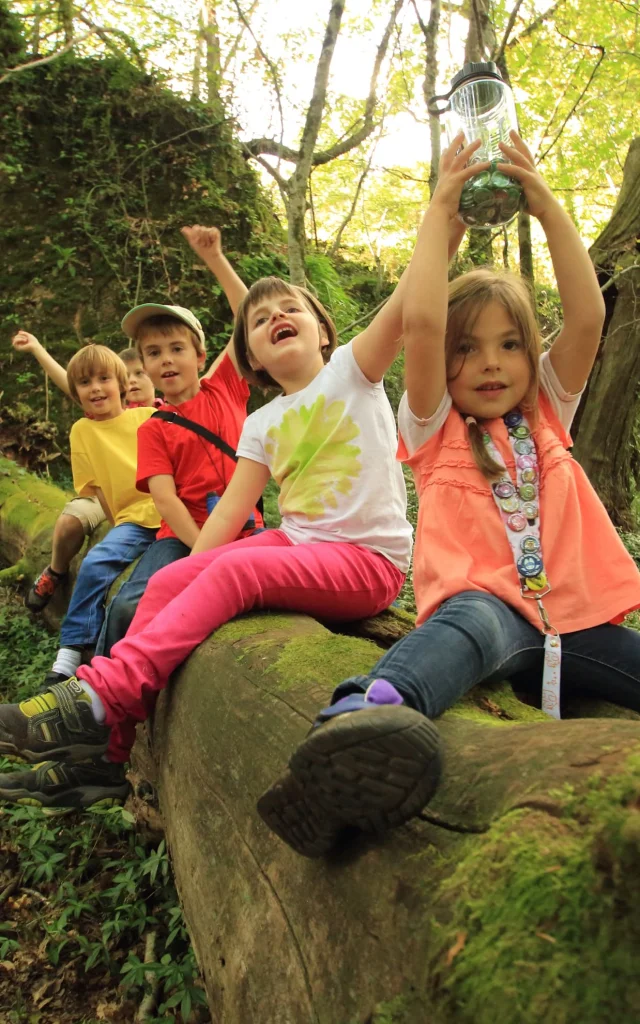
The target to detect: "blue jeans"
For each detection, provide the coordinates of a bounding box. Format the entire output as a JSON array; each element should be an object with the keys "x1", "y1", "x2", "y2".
[
  {"x1": 332, "y1": 591, "x2": 640, "y2": 718},
  {"x1": 60, "y1": 524, "x2": 158, "y2": 648},
  {"x1": 95, "y1": 537, "x2": 190, "y2": 656}
]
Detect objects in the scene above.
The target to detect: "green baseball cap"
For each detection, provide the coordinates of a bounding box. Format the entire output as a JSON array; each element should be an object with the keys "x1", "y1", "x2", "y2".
[{"x1": 121, "y1": 304, "x2": 205, "y2": 348}]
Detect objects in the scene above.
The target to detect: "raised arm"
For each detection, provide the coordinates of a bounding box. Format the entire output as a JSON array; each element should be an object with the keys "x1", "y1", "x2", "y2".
[
  {"x1": 352, "y1": 155, "x2": 473, "y2": 386},
  {"x1": 11, "y1": 330, "x2": 71, "y2": 398},
  {"x1": 497, "y1": 132, "x2": 606, "y2": 394},
  {"x1": 190, "y1": 458, "x2": 269, "y2": 555},
  {"x1": 181, "y1": 225, "x2": 248, "y2": 377},
  {"x1": 402, "y1": 136, "x2": 488, "y2": 418},
  {"x1": 148, "y1": 475, "x2": 201, "y2": 549}
]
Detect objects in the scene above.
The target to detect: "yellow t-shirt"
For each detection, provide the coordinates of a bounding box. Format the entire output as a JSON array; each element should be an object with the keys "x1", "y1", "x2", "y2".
[{"x1": 70, "y1": 408, "x2": 160, "y2": 530}]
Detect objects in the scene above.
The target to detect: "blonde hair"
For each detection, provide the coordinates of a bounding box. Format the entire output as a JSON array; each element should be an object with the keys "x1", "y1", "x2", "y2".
[
  {"x1": 232, "y1": 277, "x2": 338, "y2": 390},
  {"x1": 446, "y1": 269, "x2": 542, "y2": 479},
  {"x1": 134, "y1": 315, "x2": 205, "y2": 360},
  {"x1": 66, "y1": 345, "x2": 128, "y2": 403}
]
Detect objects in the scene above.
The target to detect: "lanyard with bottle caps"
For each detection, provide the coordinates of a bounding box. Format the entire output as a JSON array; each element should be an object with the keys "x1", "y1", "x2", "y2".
[{"x1": 482, "y1": 409, "x2": 561, "y2": 719}]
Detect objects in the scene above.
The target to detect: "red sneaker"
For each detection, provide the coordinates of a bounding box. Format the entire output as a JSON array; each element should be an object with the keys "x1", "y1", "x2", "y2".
[{"x1": 26, "y1": 566, "x2": 66, "y2": 612}]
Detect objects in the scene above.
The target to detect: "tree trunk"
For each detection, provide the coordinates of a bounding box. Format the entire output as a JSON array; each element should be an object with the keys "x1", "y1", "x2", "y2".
[
  {"x1": 152, "y1": 612, "x2": 640, "y2": 1023},
  {"x1": 285, "y1": 0, "x2": 346, "y2": 283},
  {"x1": 58, "y1": 0, "x2": 74, "y2": 44},
  {"x1": 462, "y1": 0, "x2": 496, "y2": 264},
  {"x1": 203, "y1": 0, "x2": 223, "y2": 116},
  {"x1": 191, "y1": 7, "x2": 203, "y2": 101},
  {"x1": 572, "y1": 137, "x2": 640, "y2": 527},
  {"x1": 415, "y1": 0, "x2": 441, "y2": 198},
  {"x1": 4, "y1": 455, "x2": 640, "y2": 1022}
]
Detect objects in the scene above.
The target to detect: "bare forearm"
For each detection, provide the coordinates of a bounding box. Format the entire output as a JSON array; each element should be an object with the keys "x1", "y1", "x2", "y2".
[
  {"x1": 201, "y1": 252, "x2": 248, "y2": 316},
  {"x1": 403, "y1": 204, "x2": 450, "y2": 337},
  {"x1": 191, "y1": 506, "x2": 242, "y2": 554},
  {"x1": 30, "y1": 343, "x2": 71, "y2": 397},
  {"x1": 153, "y1": 495, "x2": 200, "y2": 548}
]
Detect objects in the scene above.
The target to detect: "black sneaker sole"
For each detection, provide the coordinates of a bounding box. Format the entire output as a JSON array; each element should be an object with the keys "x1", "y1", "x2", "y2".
[
  {"x1": 257, "y1": 770, "x2": 344, "y2": 858},
  {"x1": 289, "y1": 706, "x2": 442, "y2": 833},
  {"x1": 0, "y1": 780, "x2": 130, "y2": 809},
  {"x1": 0, "y1": 738, "x2": 109, "y2": 764},
  {"x1": 258, "y1": 707, "x2": 442, "y2": 856}
]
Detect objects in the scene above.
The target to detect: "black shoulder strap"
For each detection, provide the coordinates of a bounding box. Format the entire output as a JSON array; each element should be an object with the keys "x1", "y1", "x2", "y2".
[
  {"x1": 152, "y1": 410, "x2": 238, "y2": 461},
  {"x1": 151, "y1": 409, "x2": 264, "y2": 518}
]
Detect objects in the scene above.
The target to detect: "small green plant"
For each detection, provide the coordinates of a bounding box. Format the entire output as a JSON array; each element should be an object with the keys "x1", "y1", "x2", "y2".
[{"x1": 0, "y1": 593, "x2": 209, "y2": 1020}]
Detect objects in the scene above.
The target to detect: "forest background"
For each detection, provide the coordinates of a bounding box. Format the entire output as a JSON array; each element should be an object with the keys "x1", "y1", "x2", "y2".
[
  {"x1": 0, "y1": 0, "x2": 639, "y2": 1021},
  {"x1": 2, "y1": 0, "x2": 639, "y2": 534}
]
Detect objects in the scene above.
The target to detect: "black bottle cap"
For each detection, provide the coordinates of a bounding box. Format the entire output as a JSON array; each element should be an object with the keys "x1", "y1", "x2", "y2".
[{"x1": 450, "y1": 61, "x2": 503, "y2": 92}]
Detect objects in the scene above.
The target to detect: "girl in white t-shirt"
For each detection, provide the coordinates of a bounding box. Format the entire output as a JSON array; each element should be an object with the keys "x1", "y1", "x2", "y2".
[{"x1": 0, "y1": 264, "x2": 456, "y2": 855}]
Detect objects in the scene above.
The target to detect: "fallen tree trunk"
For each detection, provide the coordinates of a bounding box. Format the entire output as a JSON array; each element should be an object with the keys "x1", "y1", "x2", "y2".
[{"x1": 3, "y1": 455, "x2": 640, "y2": 1022}]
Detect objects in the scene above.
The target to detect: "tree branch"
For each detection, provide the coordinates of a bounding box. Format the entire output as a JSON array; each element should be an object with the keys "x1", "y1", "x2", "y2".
[
  {"x1": 493, "y1": 0, "x2": 527, "y2": 65},
  {"x1": 0, "y1": 31, "x2": 94, "y2": 85},
  {"x1": 537, "y1": 36, "x2": 605, "y2": 163},
  {"x1": 507, "y1": 0, "x2": 567, "y2": 48},
  {"x1": 244, "y1": 0, "x2": 404, "y2": 169},
  {"x1": 229, "y1": 0, "x2": 285, "y2": 160},
  {"x1": 329, "y1": 151, "x2": 375, "y2": 257},
  {"x1": 75, "y1": 11, "x2": 146, "y2": 70}
]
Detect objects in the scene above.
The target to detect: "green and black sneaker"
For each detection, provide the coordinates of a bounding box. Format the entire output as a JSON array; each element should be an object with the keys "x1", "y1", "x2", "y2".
[
  {"x1": 0, "y1": 757, "x2": 129, "y2": 809},
  {"x1": 0, "y1": 677, "x2": 109, "y2": 763}
]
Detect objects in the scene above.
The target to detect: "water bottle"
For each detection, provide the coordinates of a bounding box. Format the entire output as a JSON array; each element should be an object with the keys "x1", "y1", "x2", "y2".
[{"x1": 428, "y1": 62, "x2": 525, "y2": 228}]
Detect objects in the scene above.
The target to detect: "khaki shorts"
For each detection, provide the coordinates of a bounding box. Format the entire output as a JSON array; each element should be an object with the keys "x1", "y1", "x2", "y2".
[{"x1": 61, "y1": 495, "x2": 106, "y2": 536}]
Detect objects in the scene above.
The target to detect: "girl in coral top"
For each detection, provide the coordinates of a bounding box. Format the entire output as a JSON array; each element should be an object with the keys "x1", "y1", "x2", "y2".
[{"x1": 299, "y1": 130, "x2": 640, "y2": 827}]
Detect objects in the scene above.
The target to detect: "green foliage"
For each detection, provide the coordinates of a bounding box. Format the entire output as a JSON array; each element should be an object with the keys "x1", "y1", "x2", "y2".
[
  {"x1": 0, "y1": 596, "x2": 58, "y2": 702},
  {"x1": 0, "y1": 592, "x2": 208, "y2": 1021},
  {"x1": 0, "y1": 46, "x2": 282, "y2": 445}
]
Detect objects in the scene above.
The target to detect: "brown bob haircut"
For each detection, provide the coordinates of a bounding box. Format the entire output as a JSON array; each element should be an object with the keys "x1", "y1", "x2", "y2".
[
  {"x1": 445, "y1": 269, "x2": 541, "y2": 479},
  {"x1": 66, "y1": 345, "x2": 128, "y2": 403},
  {"x1": 232, "y1": 277, "x2": 338, "y2": 390},
  {"x1": 134, "y1": 315, "x2": 205, "y2": 360}
]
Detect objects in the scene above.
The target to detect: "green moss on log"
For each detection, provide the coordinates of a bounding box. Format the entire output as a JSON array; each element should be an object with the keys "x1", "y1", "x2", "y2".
[{"x1": 430, "y1": 751, "x2": 640, "y2": 1024}]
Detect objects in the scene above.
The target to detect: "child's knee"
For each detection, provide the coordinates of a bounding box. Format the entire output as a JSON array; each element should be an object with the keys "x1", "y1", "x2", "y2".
[{"x1": 56, "y1": 513, "x2": 86, "y2": 543}]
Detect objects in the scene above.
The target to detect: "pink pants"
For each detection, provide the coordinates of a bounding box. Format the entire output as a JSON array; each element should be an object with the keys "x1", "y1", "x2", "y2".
[{"x1": 77, "y1": 530, "x2": 404, "y2": 761}]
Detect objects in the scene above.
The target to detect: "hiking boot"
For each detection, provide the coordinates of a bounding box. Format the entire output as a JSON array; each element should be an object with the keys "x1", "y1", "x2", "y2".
[
  {"x1": 39, "y1": 671, "x2": 71, "y2": 693},
  {"x1": 0, "y1": 757, "x2": 129, "y2": 809},
  {"x1": 257, "y1": 679, "x2": 442, "y2": 857},
  {"x1": 25, "y1": 566, "x2": 67, "y2": 612},
  {"x1": 0, "y1": 677, "x2": 110, "y2": 763}
]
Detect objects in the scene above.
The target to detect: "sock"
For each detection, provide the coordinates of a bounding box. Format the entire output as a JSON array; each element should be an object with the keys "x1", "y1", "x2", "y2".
[
  {"x1": 78, "y1": 680, "x2": 106, "y2": 723},
  {"x1": 47, "y1": 566, "x2": 66, "y2": 578},
  {"x1": 51, "y1": 647, "x2": 83, "y2": 678}
]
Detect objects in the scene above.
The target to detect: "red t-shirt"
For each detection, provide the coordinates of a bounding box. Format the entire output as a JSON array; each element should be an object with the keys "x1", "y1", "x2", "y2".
[{"x1": 136, "y1": 354, "x2": 263, "y2": 541}]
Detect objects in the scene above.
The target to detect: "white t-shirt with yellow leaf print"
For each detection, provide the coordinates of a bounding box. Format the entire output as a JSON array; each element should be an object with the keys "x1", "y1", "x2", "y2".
[{"x1": 236, "y1": 340, "x2": 413, "y2": 572}]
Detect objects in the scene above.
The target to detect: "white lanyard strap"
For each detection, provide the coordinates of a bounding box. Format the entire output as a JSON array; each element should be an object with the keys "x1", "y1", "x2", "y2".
[{"x1": 482, "y1": 410, "x2": 561, "y2": 720}]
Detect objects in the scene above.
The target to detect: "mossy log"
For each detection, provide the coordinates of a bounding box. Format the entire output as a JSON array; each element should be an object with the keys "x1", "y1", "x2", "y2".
[
  {"x1": 3, "y1": 456, "x2": 640, "y2": 1022},
  {"x1": 0, "y1": 455, "x2": 108, "y2": 629}
]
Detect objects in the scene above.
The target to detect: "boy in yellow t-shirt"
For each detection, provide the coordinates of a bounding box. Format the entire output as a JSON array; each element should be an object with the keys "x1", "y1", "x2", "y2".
[{"x1": 42, "y1": 344, "x2": 160, "y2": 688}]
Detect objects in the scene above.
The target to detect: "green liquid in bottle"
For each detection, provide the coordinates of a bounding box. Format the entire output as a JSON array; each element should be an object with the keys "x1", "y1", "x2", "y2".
[{"x1": 458, "y1": 161, "x2": 525, "y2": 227}]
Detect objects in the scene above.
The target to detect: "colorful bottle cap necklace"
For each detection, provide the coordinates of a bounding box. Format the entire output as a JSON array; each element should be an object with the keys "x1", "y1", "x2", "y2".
[{"x1": 485, "y1": 411, "x2": 561, "y2": 719}]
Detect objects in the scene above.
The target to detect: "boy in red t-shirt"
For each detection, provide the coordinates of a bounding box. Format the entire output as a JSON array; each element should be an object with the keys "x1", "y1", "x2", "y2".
[{"x1": 97, "y1": 227, "x2": 263, "y2": 678}]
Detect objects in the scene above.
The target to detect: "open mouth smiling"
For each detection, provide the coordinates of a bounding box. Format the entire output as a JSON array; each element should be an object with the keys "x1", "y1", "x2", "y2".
[{"x1": 270, "y1": 324, "x2": 297, "y2": 344}]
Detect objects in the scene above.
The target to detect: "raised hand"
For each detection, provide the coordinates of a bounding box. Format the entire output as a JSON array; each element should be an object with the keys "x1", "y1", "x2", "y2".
[
  {"x1": 497, "y1": 131, "x2": 556, "y2": 220},
  {"x1": 431, "y1": 133, "x2": 491, "y2": 220},
  {"x1": 181, "y1": 225, "x2": 223, "y2": 260},
  {"x1": 11, "y1": 330, "x2": 41, "y2": 353}
]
